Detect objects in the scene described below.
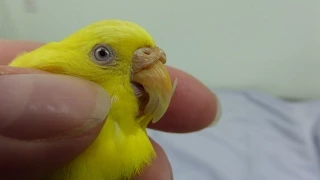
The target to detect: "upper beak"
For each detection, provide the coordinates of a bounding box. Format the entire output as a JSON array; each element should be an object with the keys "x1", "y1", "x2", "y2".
[{"x1": 131, "y1": 47, "x2": 177, "y2": 124}]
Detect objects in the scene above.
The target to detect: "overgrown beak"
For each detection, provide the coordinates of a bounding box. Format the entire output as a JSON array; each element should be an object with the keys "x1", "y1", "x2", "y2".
[{"x1": 131, "y1": 47, "x2": 177, "y2": 123}]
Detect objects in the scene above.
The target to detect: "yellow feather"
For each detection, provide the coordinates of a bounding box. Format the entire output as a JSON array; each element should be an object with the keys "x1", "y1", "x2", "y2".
[{"x1": 9, "y1": 20, "x2": 169, "y2": 180}]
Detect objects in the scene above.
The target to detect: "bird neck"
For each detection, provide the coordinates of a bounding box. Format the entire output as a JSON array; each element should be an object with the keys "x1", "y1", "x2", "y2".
[{"x1": 100, "y1": 81, "x2": 141, "y2": 136}]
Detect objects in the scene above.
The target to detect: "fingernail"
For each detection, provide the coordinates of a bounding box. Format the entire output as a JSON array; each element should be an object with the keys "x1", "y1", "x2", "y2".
[
  {"x1": 0, "y1": 74, "x2": 111, "y2": 140},
  {"x1": 208, "y1": 97, "x2": 222, "y2": 127}
]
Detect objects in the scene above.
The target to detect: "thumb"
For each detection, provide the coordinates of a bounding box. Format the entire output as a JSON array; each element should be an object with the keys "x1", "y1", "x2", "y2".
[{"x1": 0, "y1": 66, "x2": 111, "y2": 179}]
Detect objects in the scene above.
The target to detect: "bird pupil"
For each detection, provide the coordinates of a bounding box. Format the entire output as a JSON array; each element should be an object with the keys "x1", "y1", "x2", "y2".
[{"x1": 98, "y1": 49, "x2": 107, "y2": 57}]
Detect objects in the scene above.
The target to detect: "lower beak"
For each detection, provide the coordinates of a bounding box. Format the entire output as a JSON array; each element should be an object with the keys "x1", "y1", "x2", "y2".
[{"x1": 131, "y1": 47, "x2": 177, "y2": 123}]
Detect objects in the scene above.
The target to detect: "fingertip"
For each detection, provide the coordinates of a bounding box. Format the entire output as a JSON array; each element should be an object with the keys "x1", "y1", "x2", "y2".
[
  {"x1": 0, "y1": 74, "x2": 110, "y2": 140},
  {"x1": 207, "y1": 95, "x2": 222, "y2": 127},
  {"x1": 0, "y1": 40, "x2": 43, "y2": 65},
  {"x1": 0, "y1": 71, "x2": 112, "y2": 179}
]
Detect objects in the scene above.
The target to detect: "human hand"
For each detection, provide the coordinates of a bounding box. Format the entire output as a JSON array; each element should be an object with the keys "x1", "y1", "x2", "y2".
[{"x1": 0, "y1": 40, "x2": 221, "y2": 180}]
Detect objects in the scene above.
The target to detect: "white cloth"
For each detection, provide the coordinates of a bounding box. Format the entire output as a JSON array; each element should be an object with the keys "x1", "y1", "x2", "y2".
[{"x1": 148, "y1": 90, "x2": 320, "y2": 180}]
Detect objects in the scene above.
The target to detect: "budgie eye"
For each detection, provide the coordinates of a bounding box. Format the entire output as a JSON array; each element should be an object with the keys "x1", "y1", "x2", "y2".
[{"x1": 91, "y1": 44, "x2": 115, "y2": 65}]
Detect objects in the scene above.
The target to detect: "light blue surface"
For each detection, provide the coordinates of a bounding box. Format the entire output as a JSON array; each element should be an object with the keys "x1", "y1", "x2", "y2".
[{"x1": 148, "y1": 90, "x2": 320, "y2": 180}]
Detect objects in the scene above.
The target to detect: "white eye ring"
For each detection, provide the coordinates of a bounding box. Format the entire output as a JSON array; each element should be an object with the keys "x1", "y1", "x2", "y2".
[{"x1": 91, "y1": 44, "x2": 115, "y2": 65}]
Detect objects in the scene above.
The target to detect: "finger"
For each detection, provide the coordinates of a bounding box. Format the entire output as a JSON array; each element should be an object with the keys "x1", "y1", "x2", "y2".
[
  {"x1": 0, "y1": 71, "x2": 111, "y2": 179},
  {"x1": 148, "y1": 67, "x2": 221, "y2": 133},
  {"x1": 0, "y1": 40, "x2": 43, "y2": 65},
  {"x1": 0, "y1": 40, "x2": 221, "y2": 133},
  {"x1": 135, "y1": 139, "x2": 173, "y2": 180}
]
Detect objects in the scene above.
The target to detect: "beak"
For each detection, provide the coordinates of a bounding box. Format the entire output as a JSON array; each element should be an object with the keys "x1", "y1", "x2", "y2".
[{"x1": 131, "y1": 47, "x2": 177, "y2": 124}]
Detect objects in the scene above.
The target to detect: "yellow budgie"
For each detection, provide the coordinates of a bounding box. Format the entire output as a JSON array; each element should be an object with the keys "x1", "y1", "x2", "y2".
[{"x1": 8, "y1": 19, "x2": 177, "y2": 180}]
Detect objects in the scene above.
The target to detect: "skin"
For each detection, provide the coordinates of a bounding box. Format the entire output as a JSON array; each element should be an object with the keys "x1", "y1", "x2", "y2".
[{"x1": 0, "y1": 40, "x2": 220, "y2": 180}]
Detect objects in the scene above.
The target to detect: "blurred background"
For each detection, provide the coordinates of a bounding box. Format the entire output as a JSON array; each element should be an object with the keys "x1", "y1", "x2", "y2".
[{"x1": 0, "y1": 0, "x2": 319, "y2": 100}]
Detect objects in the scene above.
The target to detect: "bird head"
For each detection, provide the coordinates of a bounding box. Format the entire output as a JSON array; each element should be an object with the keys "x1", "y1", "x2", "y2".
[{"x1": 16, "y1": 20, "x2": 177, "y2": 124}]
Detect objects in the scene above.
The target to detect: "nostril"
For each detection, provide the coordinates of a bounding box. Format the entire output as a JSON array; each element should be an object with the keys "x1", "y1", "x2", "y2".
[{"x1": 143, "y1": 49, "x2": 152, "y2": 55}]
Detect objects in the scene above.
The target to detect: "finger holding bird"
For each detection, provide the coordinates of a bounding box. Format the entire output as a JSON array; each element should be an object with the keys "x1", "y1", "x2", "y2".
[{"x1": 8, "y1": 20, "x2": 177, "y2": 180}]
